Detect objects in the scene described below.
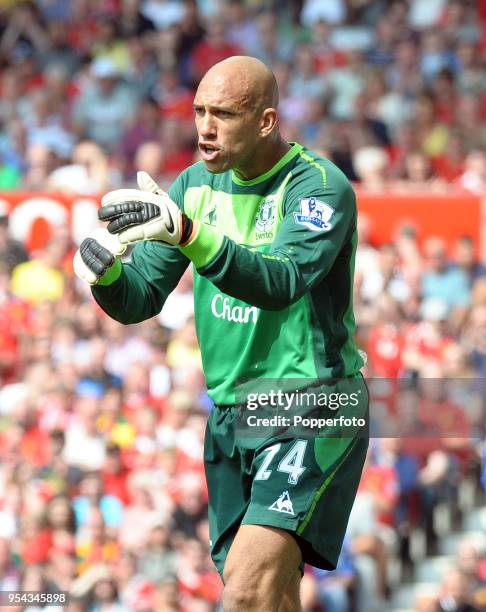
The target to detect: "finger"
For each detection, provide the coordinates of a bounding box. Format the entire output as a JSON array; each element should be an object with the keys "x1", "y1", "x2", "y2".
[
  {"x1": 98, "y1": 201, "x2": 144, "y2": 221},
  {"x1": 80, "y1": 238, "x2": 114, "y2": 275},
  {"x1": 101, "y1": 189, "x2": 149, "y2": 208},
  {"x1": 137, "y1": 171, "x2": 165, "y2": 195},
  {"x1": 105, "y1": 202, "x2": 161, "y2": 234},
  {"x1": 106, "y1": 212, "x2": 146, "y2": 234},
  {"x1": 73, "y1": 249, "x2": 98, "y2": 285}
]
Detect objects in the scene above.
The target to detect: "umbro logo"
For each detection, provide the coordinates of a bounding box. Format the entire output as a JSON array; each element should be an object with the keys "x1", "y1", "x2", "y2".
[{"x1": 269, "y1": 491, "x2": 294, "y2": 515}]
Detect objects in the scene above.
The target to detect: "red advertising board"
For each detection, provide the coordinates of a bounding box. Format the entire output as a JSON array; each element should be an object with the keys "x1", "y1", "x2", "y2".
[
  {"x1": 0, "y1": 193, "x2": 101, "y2": 252},
  {"x1": 357, "y1": 191, "x2": 484, "y2": 257},
  {"x1": 0, "y1": 191, "x2": 484, "y2": 259}
]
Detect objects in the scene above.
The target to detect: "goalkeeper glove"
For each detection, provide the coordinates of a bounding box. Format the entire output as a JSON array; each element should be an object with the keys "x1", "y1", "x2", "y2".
[
  {"x1": 73, "y1": 227, "x2": 126, "y2": 286},
  {"x1": 99, "y1": 171, "x2": 194, "y2": 246}
]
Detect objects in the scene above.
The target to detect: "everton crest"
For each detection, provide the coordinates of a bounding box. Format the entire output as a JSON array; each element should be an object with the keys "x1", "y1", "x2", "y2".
[{"x1": 255, "y1": 199, "x2": 275, "y2": 232}]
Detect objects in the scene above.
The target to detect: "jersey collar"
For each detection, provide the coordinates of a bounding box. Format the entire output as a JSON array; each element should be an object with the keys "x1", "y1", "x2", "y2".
[{"x1": 231, "y1": 142, "x2": 303, "y2": 186}]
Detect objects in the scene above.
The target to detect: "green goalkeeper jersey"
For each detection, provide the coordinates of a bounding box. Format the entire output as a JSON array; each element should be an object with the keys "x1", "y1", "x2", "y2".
[{"x1": 92, "y1": 142, "x2": 364, "y2": 405}]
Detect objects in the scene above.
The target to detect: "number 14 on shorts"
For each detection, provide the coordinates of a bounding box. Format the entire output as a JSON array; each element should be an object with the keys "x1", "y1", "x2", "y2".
[{"x1": 254, "y1": 440, "x2": 308, "y2": 485}]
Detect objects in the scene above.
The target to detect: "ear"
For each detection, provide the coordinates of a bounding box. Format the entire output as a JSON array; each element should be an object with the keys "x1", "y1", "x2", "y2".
[{"x1": 260, "y1": 108, "x2": 278, "y2": 137}]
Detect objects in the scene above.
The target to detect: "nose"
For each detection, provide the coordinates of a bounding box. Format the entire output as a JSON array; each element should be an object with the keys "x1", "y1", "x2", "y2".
[{"x1": 198, "y1": 111, "x2": 217, "y2": 139}]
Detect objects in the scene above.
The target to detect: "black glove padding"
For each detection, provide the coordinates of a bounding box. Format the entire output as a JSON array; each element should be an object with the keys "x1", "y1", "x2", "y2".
[
  {"x1": 98, "y1": 201, "x2": 161, "y2": 234},
  {"x1": 80, "y1": 237, "x2": 115, "y2": 276}
]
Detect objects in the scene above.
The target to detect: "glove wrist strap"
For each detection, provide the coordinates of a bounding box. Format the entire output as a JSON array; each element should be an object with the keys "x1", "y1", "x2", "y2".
[
  {"x1": 180, "y1": 213, "x2": 194, "y2": 246},
  {"x1": 98, "y1": 257, "x2": 122, "y2": 286}
]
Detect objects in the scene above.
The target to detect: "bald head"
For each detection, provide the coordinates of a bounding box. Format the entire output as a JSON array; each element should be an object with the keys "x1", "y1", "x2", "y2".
[
  {"x1": 193, "y1": 55, "x2": 289, "y2": 179},
  {"x1": 200, "y1": 56, "x2": 279, "y2": 112}
]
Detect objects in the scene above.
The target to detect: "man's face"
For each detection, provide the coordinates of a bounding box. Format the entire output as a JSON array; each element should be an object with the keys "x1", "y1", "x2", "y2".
[{"x1": 193, "y1": 74, "x2": 263, "y2": 175}]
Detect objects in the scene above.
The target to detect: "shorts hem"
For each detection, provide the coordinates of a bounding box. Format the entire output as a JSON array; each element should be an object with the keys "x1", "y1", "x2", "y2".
[
  {"x1": 241, "y1": 512, "x2": 300, "y2": 528},
  {"x1": 240, "y1": 514, "x2": 336, "y2": 571}
]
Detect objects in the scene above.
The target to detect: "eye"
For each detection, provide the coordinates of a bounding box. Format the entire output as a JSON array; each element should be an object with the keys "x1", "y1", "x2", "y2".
[
  {"x1": 215, "y1": 110, "x2": 233, "y2": 118},
  {"x1": 194, "y1": 107, "x2": 204, "y2": 116}
]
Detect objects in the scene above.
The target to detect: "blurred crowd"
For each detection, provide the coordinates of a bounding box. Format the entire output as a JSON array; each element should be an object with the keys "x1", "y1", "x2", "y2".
[
  {"x1": 0, "y1": 1, "x2": 485, "y2": 611},
  {"x1": 0, "y1": 0, "x2": 484, "y2": 194}
]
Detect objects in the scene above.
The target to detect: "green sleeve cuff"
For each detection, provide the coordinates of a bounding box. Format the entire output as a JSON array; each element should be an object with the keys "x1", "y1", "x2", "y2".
[
  {"x1": 97, "y1": 257, "x2": 122, "y2": 286},
  {"x1": 179, "y1": 223, "x2": 224, "y2": 268}
]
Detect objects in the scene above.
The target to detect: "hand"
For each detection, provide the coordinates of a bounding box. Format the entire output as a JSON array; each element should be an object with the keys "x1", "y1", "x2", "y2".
[
  {"x1": 73, "y1": 228, "x2": 126, "y2": 285},
  {"x1": 98, "y1": 172, "x2": 193, "y2": 246}
]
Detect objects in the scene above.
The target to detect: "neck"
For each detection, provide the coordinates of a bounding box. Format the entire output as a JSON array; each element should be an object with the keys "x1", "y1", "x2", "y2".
[{"x1": 234, "y1": 137, "x2": 292, "y2": 181}]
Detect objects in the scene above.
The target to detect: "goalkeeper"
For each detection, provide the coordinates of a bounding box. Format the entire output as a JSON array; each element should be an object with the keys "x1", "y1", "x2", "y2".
[{"x1": 74, "y1": 56, "x2": 368, "y2": 612}]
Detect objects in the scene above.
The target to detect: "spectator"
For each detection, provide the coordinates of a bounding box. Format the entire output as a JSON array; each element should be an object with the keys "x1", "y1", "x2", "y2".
[
  {"x1": 456, "y1": 41, "x2": 486, "y2": 95},
  {"x1": 88, "y1": 573, "x2": 125, "y2": 611},
  {"x1": 393, "y1": 150, "x2": 447, "y2": 192},
  {"x1": 137, "y1": 519, "x2": 177, "y2": 583},
  {"x1": 188, "y1": 17, "x2": 242, "y2": 84},
  {"x1": 73, "y1": 472, "x2": 123, "y2": 531},
  {"x1": 432, "y1": 129, "x2": 465, "y2": 182},
  {"x1": 176, "y1": 537, "x2": 222, "y2": 606},
  {"x1": 463, "y1": 303, "x2": 486, "y2": 379},
  {"x1": 10, "y1": 238, "x2": 65, "y2": 304},
  {"x1": 421, "y1": 237, "x2": 471, "y2": 311},
  {"x1": 353, "y1": 145, "x2": 388, "y2": 191},
  {"x1": 387, "y1": 38, "x2": 422, "y2": 99},
  {"x1": 125, "y1": 35, "x2": 160, "y2": 101},
  {"x1": 0, "y1": 537, "x2": 20, "y2": 591},
  {"x1": 76, "y1": 508, "x2": 119, "y2": 574},
  {"x1": 328, "y1": 50, "x2": 367, "y2": 120},
  {"x1": 101, "y1": 444, "x2": 130, "y2": 506},
  {"x1": 141, "y1": 0, "x2": 186, "y2": 30},
  {"x1": 458, "y1": 149, "x2": 486, "y2": 196},
  {"x1": 388, "y1": 121, "x2": 420, "y2": 179},
  {"x1": 72, "y1": 58, "x2": 136, "y2": 153},
  {"x1": 326, "y1": 121, "x2": 358, "y2": 180},
  {"x1": 365, "y1": 69, "x2": 413, "y2": 138},
  {"x1": 224, "y1": 0, "x2": 259, "y2": 52},
  {"x1": 118, "y1": 481, "x2": 160, "y2": 552},
  {"x1": 453, "y1": 236, "x2": 486, "y2": 284},
  {"x1": 454, "y1": 95, "x2": 486, "y2": 152},
  {"x1": 154, "y1": 68, "x2": 194, "y2": 128},
  {"x1": 420, "y1": 28, "x2": 458, "y2": 82},
  {"x1": 247, "y1": 11, "x2": 294, "y2": 67},
  {"x1": 301, "y1": 0, "x2": 347, "y2": 26},
  {"x1": 172, "y1": 472, "x2": 207, "y2": 540},
  {"x1": 38, "y1": 20, "x2": 81, "y2": 74},
  {"x1": 48, "y1": 140, "x2": 120, "y2": 195},
  {"x1": 118, "y1": 0, "x2": 156, "y2": 39},
  {"x1": 159, "y1": 117, "x2": 196, "y2": 182},
  {"x1": 351, "y1": 91, "x2": 391, "y2": 148},
  {"x1": 301, "y1": 540, "x2": 358, "y2": 612},
  {"x1": 0, "y1": 209, "x2": 29, "y2": 273},
  {"x1": 63, "y1": 393, "x2": 107, "y2": 472},
  {"x1": 133, "y1": 141, "x2": 164, "y2": 185},
  {"x1": 91, "y1": 16, "x2": 131, "y2": 75},
  {"x1": 22, "y1": 142, "x2": 61, "y2": 191},
  {"x1": 288, "y1": 44, "x2": 327, "y2": 100},
  {"x1": 119, "y1": 97, "x2": 161, "y2": 180},
  {"x1": 366, "y1": 294, "x2": 405, "y2": 378},
  {"x1": 437, "y1": 567, "x2": 481, "y2": 612},
  {"x1": 413, "y1": 91, "x2": 449, "y2": 158}
]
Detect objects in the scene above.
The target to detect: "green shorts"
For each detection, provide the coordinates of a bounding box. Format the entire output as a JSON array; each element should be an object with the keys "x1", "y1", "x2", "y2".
[{"x1": 204, "y1": 375, "x2": 369, "y2": 576}]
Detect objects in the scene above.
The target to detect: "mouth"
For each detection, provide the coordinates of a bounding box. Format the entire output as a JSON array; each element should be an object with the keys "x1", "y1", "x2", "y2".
[{"x1": 199, "y1": 143, "x2": 221, "y2": 162}]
